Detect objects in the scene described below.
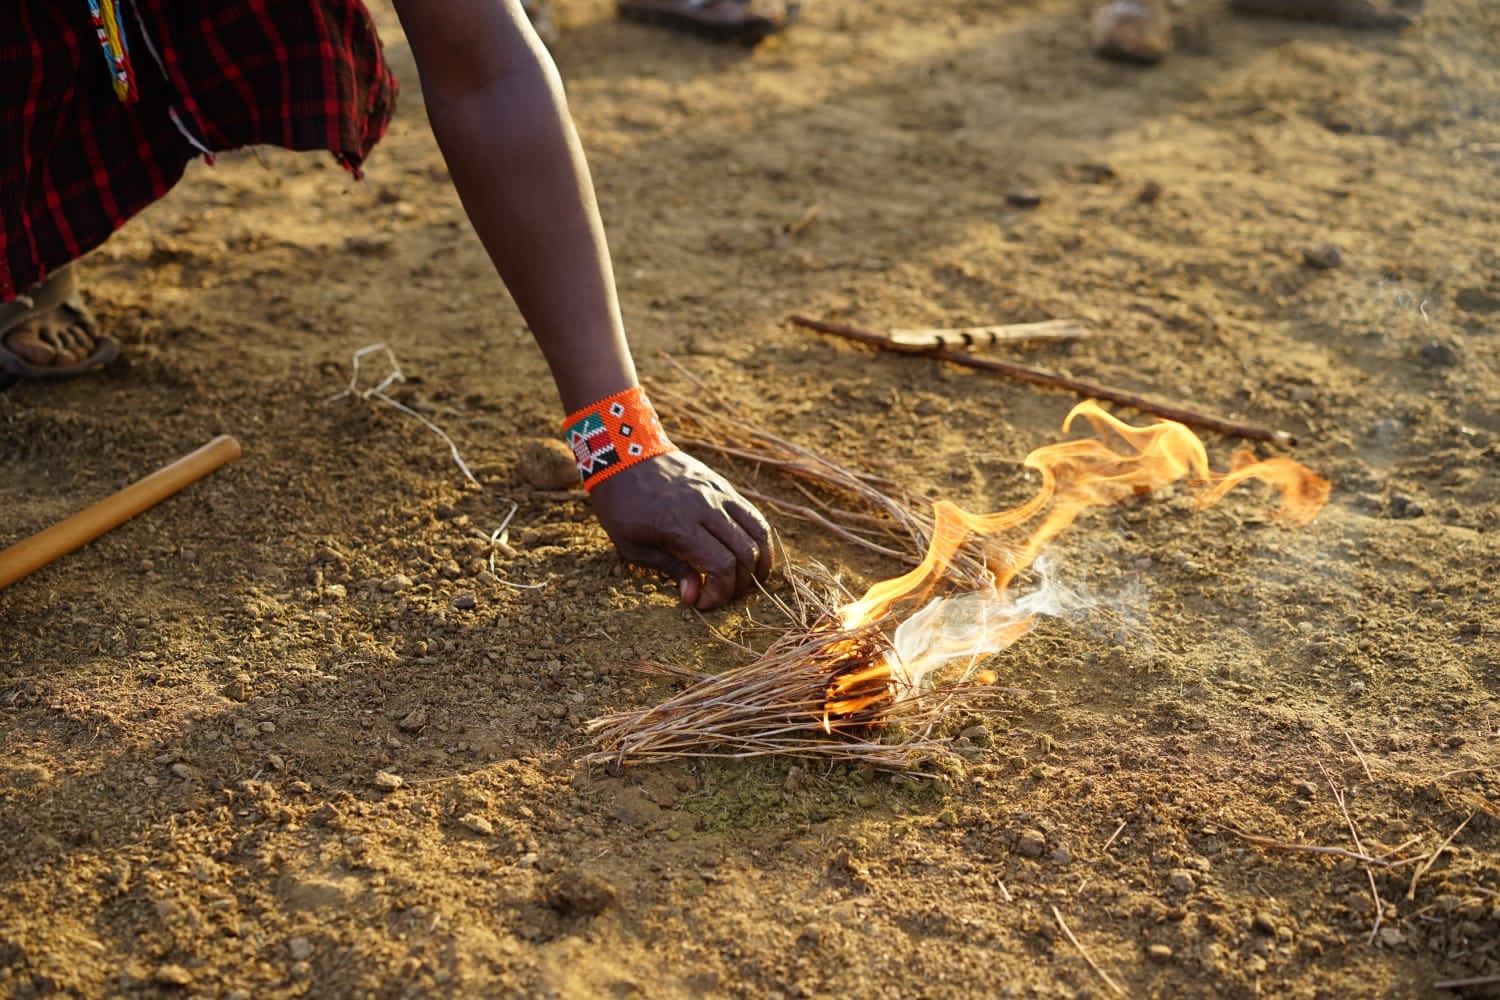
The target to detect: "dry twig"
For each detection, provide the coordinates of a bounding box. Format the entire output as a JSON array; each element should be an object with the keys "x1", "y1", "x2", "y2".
[
  {"x1": 1344, "y1": 729, "x2": 1375, "y2": 782},
  {"x1": 789, "y1": 314, "x2": 1295, "y2": 446},
  {"x1": 1407, "y1": 812, "x2": 1475, "y2": 902},
  {"x1": 1218, "y1": 823, "x2": 1415, "y2": 868},
  {"x1": 1051, "y1": 906, "x2": 1127, "y2": 999},
  {"x1": 1320, "y1": 762, "x2": 1385, "y2": 943}
]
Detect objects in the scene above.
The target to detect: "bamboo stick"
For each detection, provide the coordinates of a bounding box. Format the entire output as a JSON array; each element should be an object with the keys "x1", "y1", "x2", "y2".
[{"x1": 0, "y1": 435, "x2": 242, "y2": 590}]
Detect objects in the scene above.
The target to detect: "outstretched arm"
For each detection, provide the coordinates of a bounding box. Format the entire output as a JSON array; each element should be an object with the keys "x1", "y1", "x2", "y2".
[{"x1": 392, "y1": 0, "x2": 771, "y2": 608}]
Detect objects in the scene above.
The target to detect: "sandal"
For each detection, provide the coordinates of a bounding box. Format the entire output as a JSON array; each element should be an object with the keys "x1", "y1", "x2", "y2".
[
  {"x1": 1229, "y1": 0, "x2": 1422, "y2": 28},
  {"x1": 1092, "y1": 0, "x2": 1172, "y2": 65},
  {"x1": 0, "y1": 265, "x2": 119, "y2": 391},
  {"x1": 617, "y1": 0, "x2": 800, "y2": 45}
]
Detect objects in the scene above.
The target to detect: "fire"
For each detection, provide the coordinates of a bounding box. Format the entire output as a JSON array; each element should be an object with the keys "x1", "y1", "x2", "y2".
[{"x1": 825, "y1": 401, "x2": 1330, "y2": 715}]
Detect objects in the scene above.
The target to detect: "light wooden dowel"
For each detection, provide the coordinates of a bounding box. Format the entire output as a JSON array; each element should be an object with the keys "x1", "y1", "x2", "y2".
[{"x1": 0, "y1": 435, "x2": 242, "y2": 591}]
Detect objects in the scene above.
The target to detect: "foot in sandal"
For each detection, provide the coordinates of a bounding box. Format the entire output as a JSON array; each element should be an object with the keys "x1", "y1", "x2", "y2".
[
  {"x1": 0, "y1": 265, "x2": 118, "y2": 391},
  {"x1": 1091, "y1": 0, "x2": 1173, "y2": 65},
  {"x1": 617, "y1": 0, "x2": 800, "y2": 45},
  {"x1": 1229, "y1": 0, "x2": 1422, "y2": 28}
]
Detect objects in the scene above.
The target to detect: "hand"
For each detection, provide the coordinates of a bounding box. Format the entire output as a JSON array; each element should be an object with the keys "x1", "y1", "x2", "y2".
[{"x1": 588, "y1": 451, "x2": 773, "y2": 610}]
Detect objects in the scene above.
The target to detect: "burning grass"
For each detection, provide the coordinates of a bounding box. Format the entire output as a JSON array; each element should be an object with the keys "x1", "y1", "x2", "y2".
[
  {"x1": 585, "y1": 572, "x2": 1012, "y2": 770},
  {"x1": 584, "y1": 376, "x2": 1330, "y2": 771}
]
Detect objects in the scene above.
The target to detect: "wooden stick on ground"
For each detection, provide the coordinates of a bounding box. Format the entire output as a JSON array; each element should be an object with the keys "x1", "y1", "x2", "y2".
[
  {"x1": 0, "y1": 435, "x2": 242, "y2": 591},
  {"x1": 887, "y1": 319, "x2": 1090, "y2": 352},
  {"x1": 1434, "y1": 975, "x2": 1500, "y2": 991},
  {"x1": 789, "y1": 314, "x2": 1296, "y2": 447}
]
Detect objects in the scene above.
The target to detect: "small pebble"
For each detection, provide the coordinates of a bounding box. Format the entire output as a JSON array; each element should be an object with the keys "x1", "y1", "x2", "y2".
[
  {"x1": 544, "y1": 868, "x2": 617, "y2": 918},
  {"x1": 1167, "y1": 869, "x2": 1196, "y2": 892},
  {"x1": 323, "y1": 583, "x2": 347, "y2": 601},
  {"x1": 372, "y1": 770, "x2": 404, "y2": 792},
  {"x1": 517, "y1": 438, "x2": 580, "y2": 490},
  {"x1": 459, "y1": 813, "x2": 495, "y2": 836},
  {"x1": 1005, "y1": 190, "x2": 1043, "y2": 208},
  {"x1": 1302, "y1": 243, "x2": 1343, "y2": 269},
  {"x1": 1137, "y1": 180, "x2": 1163, "y2": 204},
  {"x1": 1388, "y1": 494, "x2": 1425, "y2": 519},
  {"x1": 1418, "y1": 339, "x2": 1460, "y2": 367},
  {"x1": 288, "y1": 937, "x2": 314, "y2": 961},
  {"x1": 381, "y1": 574, "x2": 413, "y2": 594},
  {"x1": 1147, "y1": 944, "x2": 1174, "y2": 962},
  {"x1": 169, "y1": 763, "x2": 194, "y2": 780},
  {"x1": 959, "y1": 724, "x2": 993, "y2": 748},
  {"x1": 153, "y1": 964, "x2": 193, "y2": 987},
  {"x1": 452, "y1": 592, "x2": 478, "y2": 611},
  {"x1": 1077, "y1": 161, "x2": 1116, "y2": 183},
  {"x1": 1015, "y1": 829, "x2": 1047, "y2": 859},
  {"x1": 1252, "y1": 911, "x2": 1280, "y2": 935},
  {"x1": 344, "y1": 234, "x2": 394, "y2": 256}
]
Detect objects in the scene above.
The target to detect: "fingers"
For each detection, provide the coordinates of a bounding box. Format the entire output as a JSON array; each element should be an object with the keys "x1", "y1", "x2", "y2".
[
  {"x1": 726, "y1": 497, "x2": 773, "y2": 582},
  {"x1": 680, "y1": 523, "x2": 742, "y2": 610},
  {"x1": 701, "y1": 519, "x2": 758, "y2": 609}
]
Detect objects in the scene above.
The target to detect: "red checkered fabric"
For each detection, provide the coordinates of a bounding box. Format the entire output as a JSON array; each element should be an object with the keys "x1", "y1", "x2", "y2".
[{"x1": 1, "y1": 0, "x2": 398, "y2": 303}]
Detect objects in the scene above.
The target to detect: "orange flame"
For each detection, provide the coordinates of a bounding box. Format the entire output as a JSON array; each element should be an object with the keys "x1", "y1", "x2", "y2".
[
  {"x1": 839, "y1": 401, "x2": 1329, "y2": 632},
  {"x1": 812, "y1": 403, "x2": 1332, "y2": 729}
]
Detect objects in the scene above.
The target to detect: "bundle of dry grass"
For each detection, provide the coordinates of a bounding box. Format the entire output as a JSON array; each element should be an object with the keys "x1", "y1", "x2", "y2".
[{"x1": 583, "y1": 572, "x2": 1006, "y2": 770}]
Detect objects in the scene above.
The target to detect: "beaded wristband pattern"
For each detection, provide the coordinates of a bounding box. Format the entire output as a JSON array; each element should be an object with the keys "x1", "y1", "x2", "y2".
[{"x1": 561, "y1": 386, "x2": 676, "y2": 490}]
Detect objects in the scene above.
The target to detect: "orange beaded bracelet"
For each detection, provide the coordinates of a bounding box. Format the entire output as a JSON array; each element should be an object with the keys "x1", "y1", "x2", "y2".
[{"x1": 561, "y1": 386, "x2": 676, "y2": 490}]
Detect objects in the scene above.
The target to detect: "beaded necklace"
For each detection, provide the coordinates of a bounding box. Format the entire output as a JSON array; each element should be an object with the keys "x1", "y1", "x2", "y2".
[{"x1": 86, "y1": 0, "x2": 138, "y2": 104}]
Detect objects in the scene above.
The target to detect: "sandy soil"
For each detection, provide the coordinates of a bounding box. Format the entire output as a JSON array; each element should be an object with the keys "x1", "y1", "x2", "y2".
[{"x1": 2, "y1": 1, "x2": 1497, "y2": 997}]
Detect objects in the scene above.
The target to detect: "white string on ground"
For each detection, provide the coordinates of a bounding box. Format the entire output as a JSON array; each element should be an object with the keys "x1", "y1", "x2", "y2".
[
  {"x1": 327, "y1": 343, "x2": 479, "y2": 487},
  {"x1": 327, "y1": 343, "x2": 547, "y2": 591},
  {"x1": 489, "y1": 502, "x2": 546, "y2": 591}
]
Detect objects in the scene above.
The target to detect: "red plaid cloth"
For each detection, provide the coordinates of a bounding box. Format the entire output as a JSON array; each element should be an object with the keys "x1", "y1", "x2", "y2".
[{"x1": 1, "y1": 0, "x2": 397, "y2": 303}]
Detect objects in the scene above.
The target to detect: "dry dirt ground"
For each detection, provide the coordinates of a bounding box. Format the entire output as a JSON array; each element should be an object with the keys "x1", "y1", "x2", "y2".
[{"x1": 2, "y1": 1, "x2": 1497, "y2": 997}]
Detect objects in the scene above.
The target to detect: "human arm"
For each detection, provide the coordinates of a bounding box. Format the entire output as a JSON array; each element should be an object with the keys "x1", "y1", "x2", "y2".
[{"x1": 391, "y1": 0, "x2": 771, "y2": 608}]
